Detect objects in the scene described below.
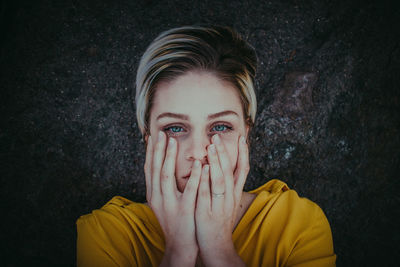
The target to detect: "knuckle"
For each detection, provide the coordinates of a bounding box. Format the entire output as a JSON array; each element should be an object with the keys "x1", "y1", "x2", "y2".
[
  {"x1": 149, "y1": 197, "x2": 160, "y2": 208},
  {"x1": 161, "y1": 174, "x2": 171, "y2": 181},
  {"x1": 242, "y1": 143, "x2": 249, "y2": 151},
  {"x1": 216, "y1": 176, "x2": 225, "y2": 186},
  {"x1": 222, "y1": 164, "x2": 231, "y2": 173},
  {"x1": 161, "y1": 169, "x2": 170, "y2": 180},
  {"x1": 200, "y1": 176, "x2": 208, "y2": 185},
  {"x1": 200, "y1": 189, "x2": 209, "y2": 198},
  {"x1": 148, "y1": 200, "x2": 154, "y2": 209},
  {"x1": 234, "y1": 192, "x2": 241, "y2": 202},
  {"x1": 218, "y1": 150, "x2": 227, "y2": 159},
  {"x1": 165, "y1": 151, "x2": 173, "y2": 161},
  {"x1": 220, "y1": 148, "x2": 228, "y2": 156},
  {"x1": 155, "y1": 140, "x2": 164, "y2": 152}
]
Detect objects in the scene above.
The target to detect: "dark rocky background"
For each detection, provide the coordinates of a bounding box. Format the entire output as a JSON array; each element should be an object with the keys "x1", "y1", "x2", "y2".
[{"x1": 1, "y1": 0, "x2": 399, "y2": 266}]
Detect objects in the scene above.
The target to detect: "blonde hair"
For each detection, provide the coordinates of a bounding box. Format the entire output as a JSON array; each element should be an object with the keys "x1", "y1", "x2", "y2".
[{"x1": 135, "y1": 25, "x2": 257, "y2": 136}]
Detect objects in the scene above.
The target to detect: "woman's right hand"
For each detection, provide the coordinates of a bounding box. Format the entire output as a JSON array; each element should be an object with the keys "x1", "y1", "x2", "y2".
[{"x1": 145, "y1": 131, "x2": 201, "y2": 267}]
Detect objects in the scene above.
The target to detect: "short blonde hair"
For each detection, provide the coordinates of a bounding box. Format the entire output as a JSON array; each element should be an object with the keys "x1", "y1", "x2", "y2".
[{"x1": 135, "y1": 25, "x2": 257, "y2": 136}]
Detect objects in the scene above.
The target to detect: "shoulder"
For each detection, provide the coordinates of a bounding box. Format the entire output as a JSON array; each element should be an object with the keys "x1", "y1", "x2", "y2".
[
  {"x1": 248, "y1": 179, "x2": 336, "y2": 266},
  {"x1": 76, "y1": 196, "x2": 163, "y2": 266},
  {"x1": 278, "y1": 189, "x2": 336, "y2": 266},
  {"x1": 77, "y1": 196, "x2": 159, "y2": 235},
  {"x1": 249, "y1": 179, "x2": 327, "y2": 222},
  {"x1": 78, "y1": 196, "x2": 151, "y2": 218},
  {"x1": 78, "y1": 196, "x2": 143, "y2": 224}
]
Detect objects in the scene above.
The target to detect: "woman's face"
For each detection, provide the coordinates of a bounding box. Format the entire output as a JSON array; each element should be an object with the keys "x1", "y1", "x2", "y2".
[{"x1": 148, "y1": 71, "x2": 249, "y2": 192}]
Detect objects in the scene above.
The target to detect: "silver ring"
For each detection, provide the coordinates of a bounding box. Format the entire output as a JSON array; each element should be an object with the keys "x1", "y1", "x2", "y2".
[{"x1": 212, "y1": 192, "x2": 225, "y2": 198}]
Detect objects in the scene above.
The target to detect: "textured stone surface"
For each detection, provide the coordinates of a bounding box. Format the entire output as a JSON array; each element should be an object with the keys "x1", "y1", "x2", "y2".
[{"x1": 1, "y1": 0, "x2": 399, "y2": 266}]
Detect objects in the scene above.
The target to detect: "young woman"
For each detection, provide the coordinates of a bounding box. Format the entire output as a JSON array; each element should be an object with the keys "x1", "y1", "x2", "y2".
[{"x1": 77, "y1": 25, "x2": 336, "y2": 266}]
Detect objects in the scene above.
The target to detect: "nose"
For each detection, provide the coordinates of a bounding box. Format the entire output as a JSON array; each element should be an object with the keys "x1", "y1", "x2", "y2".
[{"x1": 185, "y1": 133, "x2": 210, "y2": 165}]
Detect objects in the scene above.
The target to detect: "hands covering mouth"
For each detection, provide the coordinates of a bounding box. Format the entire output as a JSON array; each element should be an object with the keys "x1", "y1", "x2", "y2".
[{"x1": 144, "y1": 131, "x2": 249, "y2": 266}]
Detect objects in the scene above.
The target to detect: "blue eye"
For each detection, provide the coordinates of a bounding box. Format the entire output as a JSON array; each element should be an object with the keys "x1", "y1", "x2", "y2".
[
  {"x1": 163, "y1": 126, "x2": 185, "y2": 136},
  {"x1": 211, "y1": 124, "x2": 232, "y2": 132},
  {"x1": 163, "y1": 124, "x2": 232, "y2": 136},
  {"x1": 167, "y1": 126, "x2": 184, "y2": 133}
]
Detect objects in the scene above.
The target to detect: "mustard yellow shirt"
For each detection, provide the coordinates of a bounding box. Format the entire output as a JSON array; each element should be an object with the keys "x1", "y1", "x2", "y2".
[{"x1": 76, "y1": 179, "x2": 336, "y2": 266}]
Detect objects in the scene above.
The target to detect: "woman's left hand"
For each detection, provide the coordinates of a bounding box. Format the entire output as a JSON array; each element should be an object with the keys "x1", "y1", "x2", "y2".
[{"x1": 195, "y1": 134, "x2": 249, "y2": 266}]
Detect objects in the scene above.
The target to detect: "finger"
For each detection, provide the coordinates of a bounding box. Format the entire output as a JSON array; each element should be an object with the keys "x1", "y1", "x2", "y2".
[
  {"x1": 196, "y1": 164, "x2": 211, "y2": 214},
  {"x1": 212, "y1": 134, "x2": 234, "y2": 207},
  {"x1": 234, "y1": 136, "x2": 250, "y2": 201},
  {"x1": 182, "y1": 160, "x2": 202, "y2": 211},
  {"x1": 160, "y1": 137, "x2": 178, "y2": 202},
  {"x1": 207, "y1": 143, "x2": 225, "y2": 212},
  {"x1": 144, "y1": 136, "x2": 153, "y2": 201},
  {"x1": 151, "y1": 131, "x2": 166, "y2": 203}
]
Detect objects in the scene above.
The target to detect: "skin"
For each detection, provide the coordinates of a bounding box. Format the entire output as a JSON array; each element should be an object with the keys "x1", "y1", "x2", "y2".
[{"x1": 144, "y1": 71, "x2": 256, "y2": 266}]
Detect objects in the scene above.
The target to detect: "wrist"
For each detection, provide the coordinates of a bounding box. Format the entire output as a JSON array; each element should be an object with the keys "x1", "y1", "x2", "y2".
[
  {"x1": 161, "y1": 244, "x2": 198, "y2": 267},
  {"x1": 199, "y1": 243, "x2": 244, "y2": 267}
]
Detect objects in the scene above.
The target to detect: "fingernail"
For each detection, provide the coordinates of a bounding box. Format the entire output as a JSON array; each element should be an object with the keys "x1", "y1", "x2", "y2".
[
  {"x1": 194, "y1": 160, "x2": 200, "y2": 167},
  {"x1": 209, "y1": 144, "x2": 216, "y2": 154},
  {"x1": 240, "y1": 136, "x2": 246, "y2": 144},
  {"x1": 213, "y1": 134, "x2": 221, "y2": 144},
  {"x1": 158, "y1": 131, "x2": 164, "y2": 141}
]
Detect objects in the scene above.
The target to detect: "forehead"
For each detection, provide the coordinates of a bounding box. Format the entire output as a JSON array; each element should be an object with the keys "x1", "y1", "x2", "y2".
[{"x1": 151, "y1": 71, "x2": 244, "y2": 119}]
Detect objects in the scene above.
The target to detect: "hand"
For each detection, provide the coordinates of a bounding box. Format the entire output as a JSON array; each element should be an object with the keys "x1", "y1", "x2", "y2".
[
  {"x1": 195, "y1": 134, "x2": 249, "y2": 266},
  {"x1": 145, "y1": 131, "x2": 201, "y2": 266}
]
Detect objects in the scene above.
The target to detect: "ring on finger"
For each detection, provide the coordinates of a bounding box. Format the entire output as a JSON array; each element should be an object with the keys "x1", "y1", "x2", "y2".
[{"x1": 212, "y1": 192, "x2": 225, "y2": 198}]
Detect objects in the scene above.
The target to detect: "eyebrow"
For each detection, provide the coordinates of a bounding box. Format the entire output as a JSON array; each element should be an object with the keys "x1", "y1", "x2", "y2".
[{"x1": 156, "y1": 110, "x2": 239, "y2": 121}]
